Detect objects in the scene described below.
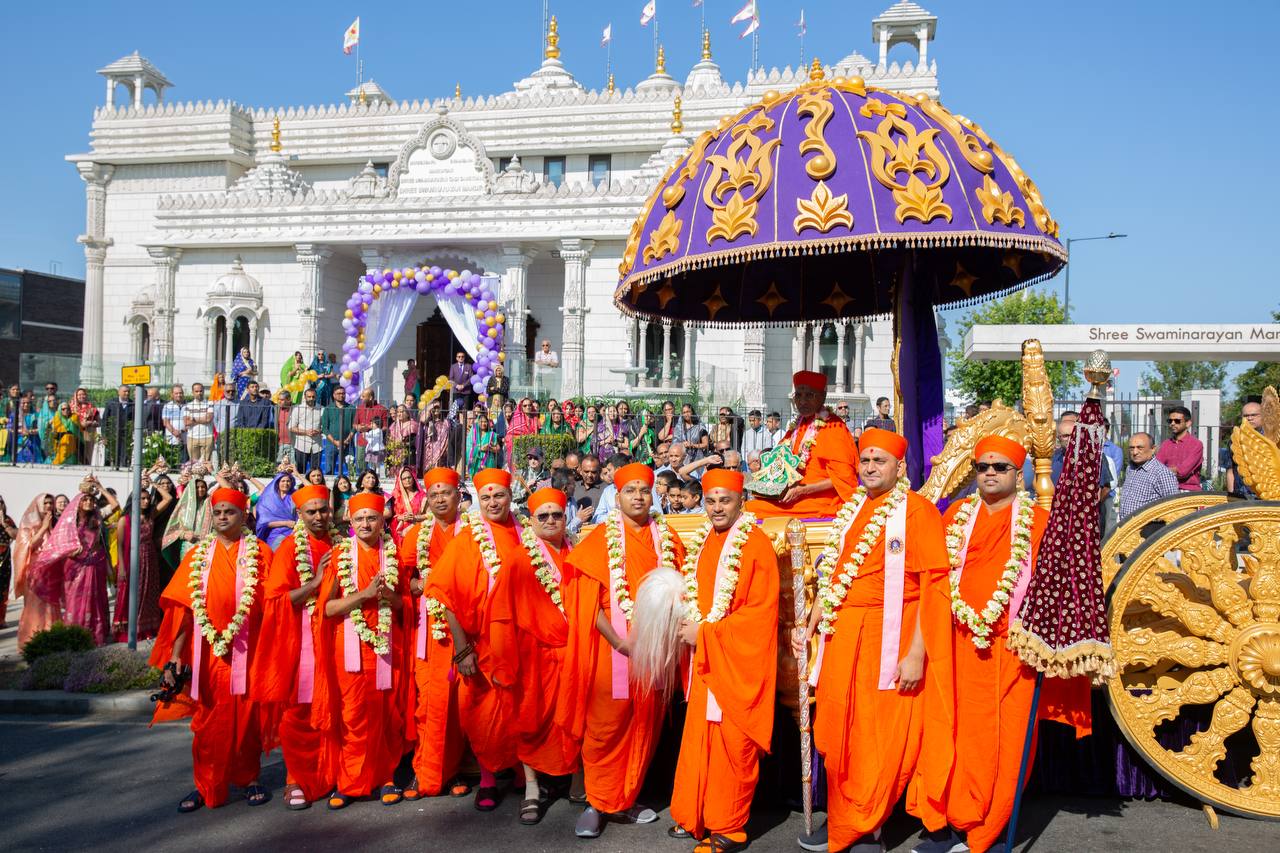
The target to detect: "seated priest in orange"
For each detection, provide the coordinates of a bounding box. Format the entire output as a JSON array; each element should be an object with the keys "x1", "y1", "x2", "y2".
[
  {"x1": 150, "y1": 488, "x2": 275, "y2": 812},
  {"x1": 253, "y1": 483, "x2": 338, "y2": 809},
  {"x1": 669, "y1": 469, "x2": 779, "y2": 853},
  {"x1": 313, "y1": 491, "x2": 414, "y2": 810},
  {"x1": 792, "y1": 428, "x2": 951, "y2": 853},
  {"x1": 489, "y1": 486, "x2": 579, "y2": 826},
  {"x1": 425, "y1": 467, "x2": 523, "y2": 813},
  {"x1": 398, "y1": 467, "x2": 471, "y2": 801},
  {"x1": 744, "y1": 371, "x2": 859, "y2": 519},
  {"x1": 558, "y1": 462, "x2": 687, "y2": 839}
]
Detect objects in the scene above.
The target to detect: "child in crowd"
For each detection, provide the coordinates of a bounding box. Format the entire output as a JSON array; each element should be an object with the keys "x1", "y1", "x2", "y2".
[
  {"x1": 655, "y1": 469, "x2": 679, "y2": 515},
  {"x1": 680, "y1": 479, "x2": 703, "y2": 513}
]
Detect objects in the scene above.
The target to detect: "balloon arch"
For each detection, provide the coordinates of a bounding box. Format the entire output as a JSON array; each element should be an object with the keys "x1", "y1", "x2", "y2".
[{"x1": 338, "y1": 264, "x2": 505, "y2": 401}]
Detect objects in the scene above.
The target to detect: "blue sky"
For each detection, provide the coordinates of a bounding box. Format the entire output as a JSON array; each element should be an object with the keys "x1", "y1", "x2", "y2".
[{"x1": 3, "y1": 1, "x2": 1277, "y2": 392}]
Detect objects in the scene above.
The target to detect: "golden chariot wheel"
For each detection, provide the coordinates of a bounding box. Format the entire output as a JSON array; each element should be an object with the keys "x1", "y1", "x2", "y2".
[
  {"x1": 1107, "y1": 500, "x2": 1280, "y2": 819},
  {"x1": 1102, "y1": 492, "x2": 1233, "y2": 590}
]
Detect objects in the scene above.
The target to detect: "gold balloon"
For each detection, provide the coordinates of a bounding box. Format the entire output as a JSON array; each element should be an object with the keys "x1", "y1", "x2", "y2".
[
  {"x1": 495, "y1": 313, "x2": 505, "y2": 324},
  {"x1": 474, "y1": 310, "x2": 484, "y2": 319},
  {"x1": 487, "y1": 300, "x2": 497, "y2": 311},
  {"x1": 342, "y1": 370, "x2": 352, "y2": 380},
  {"x1": 485, "y1": 317, "x2": 495, "y2": 327},
  {"x1": 487, "y1": 328, "x2": 497, "y2": 339},
  {"x1": 497, "y1": 352, "x2": 505, "y2": 362},
  {"x1": 344, "y1": 309, "x2": 353, "y2": 319},
  {"x1": 357, "y1": 342, "x2": 365, "y2": 350},
  {"x1": 373, "y1": 285, "x2": 382, "y2": 295}
]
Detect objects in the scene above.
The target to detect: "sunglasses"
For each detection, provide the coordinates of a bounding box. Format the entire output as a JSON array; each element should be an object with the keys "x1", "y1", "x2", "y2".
[
  {"x1": 975, "y1": 462, "x2": 1017, "y2": 473},
  {"x1": 1166, "y1": 418, "x2": 1184, "y2": 424},
  {"x1": 535, "y1": 511, "x2": 565, "y2": 522}
]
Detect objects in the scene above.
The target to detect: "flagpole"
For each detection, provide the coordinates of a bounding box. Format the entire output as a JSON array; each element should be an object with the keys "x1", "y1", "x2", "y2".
[
  {"x1": 654, "y1": 11, "x2": 660, "y2": 69},
  {"x1": 542, "y1": 0, "x2": 549, "y2": 63}
]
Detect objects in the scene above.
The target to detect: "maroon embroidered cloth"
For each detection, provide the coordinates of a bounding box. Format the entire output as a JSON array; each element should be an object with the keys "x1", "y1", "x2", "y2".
[{"x1": 1009, "y1": 399, "x2": 1115, "y2": 682}]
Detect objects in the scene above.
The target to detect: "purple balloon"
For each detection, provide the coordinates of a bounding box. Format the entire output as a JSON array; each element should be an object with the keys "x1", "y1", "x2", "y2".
[
  {"x1": 363, "y1": 274, "x2": 376, "y2": 285},
  {"x1": 359, "y1": 282, "x2": 373, "y2": 294}
]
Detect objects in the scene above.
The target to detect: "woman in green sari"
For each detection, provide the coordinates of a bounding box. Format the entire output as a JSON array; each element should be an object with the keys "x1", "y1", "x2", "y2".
[
  {"x1": 540, "y1": 406, "x2": 571, "y2": 437},
  {"x1": 575, "y1": 404, "x2": 598, "y2": 456},
  {"x1": 49, "y1": 402, "x2": 81, "y2": 466},
  {"x1": 280, "y1": 350, "x2": 307, "y2": 404},
  {"x1": 465, "y1": 412, "x2": 500, "y2": 479}
]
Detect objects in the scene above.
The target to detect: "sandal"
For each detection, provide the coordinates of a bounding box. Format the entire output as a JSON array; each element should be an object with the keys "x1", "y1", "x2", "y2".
[
  {"x1": 474, "y1": 785, "x2": 499, "y2": 812},
  {"x1": 519, "y1": 797, "x2": 542, "y2": 825},
  {"x1": 328, "y1": 791, "x2": 355, "y2": 810},
  {"x1": 402, "y1": 776, "x2": 422, "y2": 801},
  {"x1": 245, "y1": 784, "x2": 272, "y2": 807},
  {"x1": 448, "y1": 778, "x2": 471, "y2": 798},
  {"x1": 694, "y1": 832, "x2": 748, "y2": 853},
  {"x1": 380, "y1": 784, "x2": 404, "y2": 806},
  {"x1": 668, "y1": 825, "x2": 694, "y2": 839},
  {"x1": 285, "y1": 784, "x2": 310, "y2": 811},
  {"x1": 177, "y1": 790, "x2": 204, "y2": 813}
]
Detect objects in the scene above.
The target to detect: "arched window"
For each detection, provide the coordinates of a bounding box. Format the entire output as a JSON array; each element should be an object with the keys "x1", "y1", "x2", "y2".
[
  {"x1": 213, "y1": 316, "x2": 228, "y2": 374},
  {"x1": 138, "y1": 322, "x2": 151, "y2": 363},
  {"x1": 232, "y1": 315, "x2": 251, "y2": 360}
]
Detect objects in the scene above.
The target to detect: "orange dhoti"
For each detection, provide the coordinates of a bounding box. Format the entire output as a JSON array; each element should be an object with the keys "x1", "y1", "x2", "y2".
[{"x1": 744, "y1": 415, "x2": 859, "y2": 518}]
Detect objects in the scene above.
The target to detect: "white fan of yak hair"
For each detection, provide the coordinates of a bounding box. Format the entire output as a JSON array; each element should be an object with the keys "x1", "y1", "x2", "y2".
[{"x1": 627, "y1": 566, "x2": 685, "y2": 697}]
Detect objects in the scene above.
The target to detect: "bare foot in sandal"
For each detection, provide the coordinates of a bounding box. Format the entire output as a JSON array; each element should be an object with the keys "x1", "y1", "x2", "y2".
[{"x1": 285, "y1": 784, "x2": 310, "y2": 810}]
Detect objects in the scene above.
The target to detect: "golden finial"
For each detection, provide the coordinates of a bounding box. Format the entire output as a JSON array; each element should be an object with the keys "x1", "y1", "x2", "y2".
[
  {"x1": 701, "y1": 29, "x2": 712, "y2": 61},
  {"x1": 270, "y1": 116, "x2": 282, "y2": 153},
  {"x1": 809, "y1": 57, "x2": 825, "y2": 82},
  {"x1": 359, "y1": 86, "x2": 367, "y2": 106},
  {"x1": 656, "y1": 44, "x2": 666, "y2": 74},
  {"x1": 545, "y1": 14, "x2": 561, "y2": 60},
  {"x1": 455, "y1": 82, "x2": 462, "y2": 99},
  {"x1": 607, "y1": 72, "x2": 615, "y2": 94},
  {"x1": 671, "y1": 96, "x2": 683, "y2": 135}
]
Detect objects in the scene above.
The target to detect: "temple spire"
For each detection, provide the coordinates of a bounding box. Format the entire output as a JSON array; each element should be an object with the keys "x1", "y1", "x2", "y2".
[
  {"x1": 656, "y1": 44, "x2": 666, "y2": 74},
  {"x1": 671, "y1": 96, "x2": 684, "y2": 135},
  {"x1": 270, "y1": 116, "x2": 282, "y2": 153},
  {"x1": 545, "y1": 15, "x2": 561, "y2": 60},
  {"x1": 702, "y1": 29, "x2": 712, "y2": 61}
]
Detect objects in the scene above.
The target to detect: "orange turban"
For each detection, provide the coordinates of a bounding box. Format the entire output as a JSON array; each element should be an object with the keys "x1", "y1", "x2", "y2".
[
  {"x1": 291, "y1": 484, "x2": 330, "y2": 509},
  {"x1": 613, "y1": 462, "x2": 655, "y2": 490},
  {"x1": 702, "y1": 468, "x2": 745, "y2": 494},
  {"x1": 210, "y1": 488, "x2": 248, "y2": 511},
  {"x1": 423, "y1": 467, "x2": 461, "y2": 489},
  {"x1": 473, "y1": 468, "x2": 512, "y2": 492},
  {"x1": 859, "y1": 427, "x2": 908, "y2": 461},
  {"x1": 975, "y1": 434, "x2": 1028, "y2": 468},
  {"x1": 348, "y1": 492, "x2": 386, "y2": 517},
  {"x1": 528, "y1": 487, "x2": 568, "y2": 511},
  {"x1": 792, "y1": 370, "x2": 828, "y2": 392}
]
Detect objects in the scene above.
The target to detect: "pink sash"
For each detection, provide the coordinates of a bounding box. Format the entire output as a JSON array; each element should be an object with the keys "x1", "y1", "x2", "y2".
[
  {"x1": 191, "y1": 538, "x2": 250, "y2": 702},
  {"x1": 294, "y1": 535, "x2": 325, "y2": 704},
  {"x1": 417, "y1": 518, "x2": 464, "y2": 660},
  {"x1": 952, "y1": 495, "x2": 1034, "y2": 627},
  {"x1": 683, "y1": 524, "x2": 746, "y2": 722},
  {"x1": 612, "y1": 516, "x2": 662, "y2": 700},
  {"x1": 343, "y1": 538, "x2": 393, "y2": 691}
]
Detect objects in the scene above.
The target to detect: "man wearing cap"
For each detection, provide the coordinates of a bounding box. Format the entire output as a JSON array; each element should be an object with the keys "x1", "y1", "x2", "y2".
[
  {"x1": 150, "y1": 487, "x2": 275, "y2": 812},
  {"x1": 426, "y1": 467, "x2": 523, "y2": 812},
  {"x1": 254, "y1": 482, "x2": 338, "y2": 809},
  {"x1": 559, "y1": 462, "x2": 688, "y2": 838},
  {"x1": 315, "y1": 491, "x2": 413, "y2": 809},
  {"x1": 398, "y1": 468, "x2": 470, "y2": 800},
  {"x1": 745, "y1": 371, "x2": 859, "y2": 519},
  {"x1": 670, "y1": 469, "x2": 778, "y2": 853},
  {"x1": 793, "y1": 428, "x2": 950, "y2": 853},
  {"x1": 490, "y1": 486, "x2": 578, "y2": 825}
]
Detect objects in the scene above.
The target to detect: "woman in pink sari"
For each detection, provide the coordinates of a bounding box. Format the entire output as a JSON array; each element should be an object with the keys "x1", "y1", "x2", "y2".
[
  {"x1": 113, "y1": 488, "x2": 165, "y2": 641},
  {"x1": 387, "y1": 465, "x2": 427, "y2": 544},
  {"x1": 28, "y1": 483, "x2": 117, "y2": 646},
  {"x1": 503, "y1": 397, "x2": 538, "y2": 472},
  {"x1": 15, "y1": 494, "x2": 57, "y2": 648}
]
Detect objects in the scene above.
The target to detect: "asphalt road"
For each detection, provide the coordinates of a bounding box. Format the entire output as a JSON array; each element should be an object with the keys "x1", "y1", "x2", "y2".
[{"x1": 2, "y1": 715, "x2": 1275, "y2": 853}]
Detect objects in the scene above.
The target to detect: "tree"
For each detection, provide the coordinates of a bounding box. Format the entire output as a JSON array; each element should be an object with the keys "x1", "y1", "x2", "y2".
[
  {"x1": 1224, "y1": 307, "x2": 1280, "y2": 423},
  {"x1": 947, "y1": 290, "x2": 1076, "y2": 406},
  {"x1": 1139, "y1": 361, "x2": 1228, "y2": 400}
]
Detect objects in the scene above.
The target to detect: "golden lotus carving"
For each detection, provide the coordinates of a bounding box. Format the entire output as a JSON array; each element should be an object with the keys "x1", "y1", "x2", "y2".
[
  {"x1": 796, "y1": 89, "x2": 837, "y2": 180},
  {"x1": 702, "y1": 111, "x2": 780, "y2": 245},
  {"x1": 857, "y1": 98, "x2": 953, "y2": 224},
  {"x1": 794, "y1": 181, "x2": 853, "y2": 235},
  {"x1": 642, "y1": 210, "x2": 682, "y2": 265},
  {"x1": 976, "y1": 174, "x2": 1026, "y2": 228}
]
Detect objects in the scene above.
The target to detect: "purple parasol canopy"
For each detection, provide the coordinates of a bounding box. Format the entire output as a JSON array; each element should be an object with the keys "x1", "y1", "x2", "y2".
[{"x1": 615, "y1": 62, "x2": 1065, "y2": 326}]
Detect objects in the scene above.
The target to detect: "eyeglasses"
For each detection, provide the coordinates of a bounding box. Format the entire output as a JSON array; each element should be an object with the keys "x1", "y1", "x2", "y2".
[
  {"x1": 535, "y1": 511, "x2": 565, "y2": 522},
  {"x1": 1167, "y1": 418, "x2": 1184, "y2": 424},
  {"x1": 975, "y1": 462, "x2": 1016, "y2": 473}
]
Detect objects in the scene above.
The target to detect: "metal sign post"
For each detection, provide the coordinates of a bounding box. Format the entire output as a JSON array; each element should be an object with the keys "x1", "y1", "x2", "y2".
[{"x1": 122, "y1": 364, "x2": 151, "y2": 650}]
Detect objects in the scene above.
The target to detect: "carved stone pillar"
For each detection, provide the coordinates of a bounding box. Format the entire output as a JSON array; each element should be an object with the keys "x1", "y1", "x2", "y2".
[
  {"x1": 660, "y1": 320, "x2": 673, "y2": 389},
  {"x1": 77, "y1": 163, "x2": 114, "y2": 387},
  {"x1": 134, "y1": 74, "x2": 144, "y2": 107},
  {"x1": 638, "y1": 319, "x2": 650, "y2": 388},
  {"x1": 501, "y1": 245, "x2": 537, "y2": 352},
  {"x1": 853, "y1": 323, "x2": 867, "y2": 394},
  {"x1": 360, "y1": 246, "x2": 389, "y2": 276},
  {"x1": 835, "y1": 321, "x2": 848, "y2": 393},
  {"x1": 809, "y1": 323, "x2": 821, "y2": 373},
  {"x1": 743, "y1": 327, "x2": 766, "y2": 410},
  {"x1": 295, "y1": 244, "x2": 332, "y2": 358},
  {"x1": 204, "y1": 315, "x2": 217, "y2": 376},
  {"x1": 682, "y1": 323, "x2": 696, "y2": 389},
  {"x1": 792, "y1": 325, "x2": 806, "y2": 376},
  {"x1": 147, "y1": 247, "x2": 182, "y2": 385},
  {"x1": 558, "y1": 238, "x2": 594, "y2": 400}
]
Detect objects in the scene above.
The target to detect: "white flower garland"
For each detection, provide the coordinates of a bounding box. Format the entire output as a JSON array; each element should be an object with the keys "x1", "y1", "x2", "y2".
[
  {"x1": 336, "y1": 533, "x2": 399, "y2": 655},
  {"x1": 946, "y1": 491, "x2": 1035, "y2": 649},
  {"x1": 465, "y1": 511, "x2": 504, "y2": 587},
  {"x1": 680, "y1": 512, "x2": 757, "y2": 624},
  {"x1": 519, "y1": 523, "x2": 572, "y2": 614},
  {"x1": 604, "y1": 508, "x2": 677, "y2": 624},
  {"x1": 816, "y1": 478, "x2": 910, "y2": 636},
  {"x1": 414, "y1": 516, "x2": 449, "y2": 641},
  {"x1": 291, "y1": 520, "x2": 339, "y2": 612},
  {"x1": 188, "y1": 530, "x2": 262, "y2": 657},
  {"x1": 785, "y1": 407, "x2": 832, "y2": 471}
]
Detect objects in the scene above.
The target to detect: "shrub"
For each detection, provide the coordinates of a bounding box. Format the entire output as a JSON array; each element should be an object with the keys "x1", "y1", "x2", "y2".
[
  {"x1": 23, "y1": 651, "x2": 75, "y2": 690},
  {"x1": 229, "y1": 428, "x2": 278, "y2": 477},
  {"x1": 513, "y1": 432, "x2": 577, "y2": 464},
  {"x1": 22, "y1": 623, "x2": 95, "y2": 664},
  {"x1": 63, "y1": 646, "x2": 158, "y2": 693}
]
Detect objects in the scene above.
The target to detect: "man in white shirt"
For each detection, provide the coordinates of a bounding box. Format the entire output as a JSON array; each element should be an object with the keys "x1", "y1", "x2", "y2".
[
  {"x1": 766, "y1": 411, "x2": 785, "y2": 447},
  {"x1": 741, "y1": 409, "x2": 773, "y2": 460},
  {"x1": 533, "y1": 339, "x2": 559, "y2": 398},
  {"x1": 162, "y1": 384, "x2": 187, "y2": 462},
  {"x1": 288, "y1": 387, "x2": 324, "y2": 473},
  {"x1": 182, "y1": 382, "x2": 215, "y2": 462}
]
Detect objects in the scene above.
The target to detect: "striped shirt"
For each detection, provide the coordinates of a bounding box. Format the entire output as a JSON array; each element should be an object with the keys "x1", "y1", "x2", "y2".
[{"x1": 1119, "y1": 458, "x2": 1180, "y2": 521}]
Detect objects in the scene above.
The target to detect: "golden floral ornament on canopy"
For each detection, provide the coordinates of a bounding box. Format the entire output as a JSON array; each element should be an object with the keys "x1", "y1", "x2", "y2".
[{"x1": 702, "y1": 111, "x2": 781, "y2": 244}]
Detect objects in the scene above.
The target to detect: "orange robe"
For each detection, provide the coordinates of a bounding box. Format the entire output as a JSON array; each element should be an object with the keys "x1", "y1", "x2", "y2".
[
  {"x1": 252, "y1": 531, "x2": 338, "y2": 802},
  {"x1": 671, "y1": 525, "x2": 779, "y2": 838},
  {"x1": 490, "y1": 534, "x2": 578, "y2": 776},
  {"x1": 813, "y1": 491, "x2": 950, "y2": 850},
  {"x1": 745, "y1": 415, "x2": 859, "y2": 518},
  {"x1": 938, "y1": 499, "x2": 1089, "y2": 853},
  {"x1": 398, "y1": 516, "x2": 466, "y2": 794},
  {"x1": 149, "y1": 537, "x2": 274, "y2": 808},
  {"x1": 557, "y1": 518, "x2": 687, "y2": 814},
  {"x1": 425, "y1": 516, "x2": 523, "y2": 773},
  {"x1": 312, "y1": 537, "x2": 414, "y2": 797}
]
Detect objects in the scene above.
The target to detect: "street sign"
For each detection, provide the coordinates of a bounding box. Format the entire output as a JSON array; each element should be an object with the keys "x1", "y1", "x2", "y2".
[{"x1": 121, "y1": 364, "x2": 152, "y2": 386}]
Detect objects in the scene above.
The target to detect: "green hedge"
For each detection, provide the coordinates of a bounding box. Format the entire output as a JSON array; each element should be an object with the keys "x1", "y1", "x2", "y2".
[
  {"x1": 22, "y1": 623, "x2": 95, "y2": 664},
  {"x1": 513, "y1": 433, "x2": 578, "y2": 463},
  {"x1": 228, "y1": 428, "x2": 278, "y2": 477}
]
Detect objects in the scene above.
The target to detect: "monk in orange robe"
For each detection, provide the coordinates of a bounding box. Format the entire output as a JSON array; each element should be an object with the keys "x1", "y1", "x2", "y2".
[
  {"x1": 558, "y1": 462, "x2": 687, "y2": 838},
  {"x1": 793, "y1": 429, "x2": 951, "y2": 853},
  {"x1": 426, "y1": 467, "x2": 522, "y2": 812},
  {"x1": 670, "y1": 469, "x2": 778, "y2": 853},
  {"x1": 313, "y1": 491, "x2": 414, "y2": 809},
  {"x1": 254, "y1": 483, "x2": 338, "y2": 809},
  {"x1": 398, "y1": 467, "x2": 470, "y2": 800},
  {"x1": 150, "y1": 488, "x2": 275, "y2": 812},
  {"x1": 745, "y1": 370, "x2": 859, "y2": 519},
  {"x1": 489, "y1": 486, "x2": 579, "y2": 825}
]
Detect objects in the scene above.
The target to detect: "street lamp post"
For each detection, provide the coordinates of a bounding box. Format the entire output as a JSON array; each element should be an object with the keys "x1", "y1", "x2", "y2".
[{"x1": 1063, "y1": 232, "x2": 1127, "y2": 320}]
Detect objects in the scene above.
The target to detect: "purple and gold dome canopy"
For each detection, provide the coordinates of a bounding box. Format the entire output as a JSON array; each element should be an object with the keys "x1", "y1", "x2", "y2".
[{"x1": 615, "y1": 64, "x2": 1066, "y2": 325}]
